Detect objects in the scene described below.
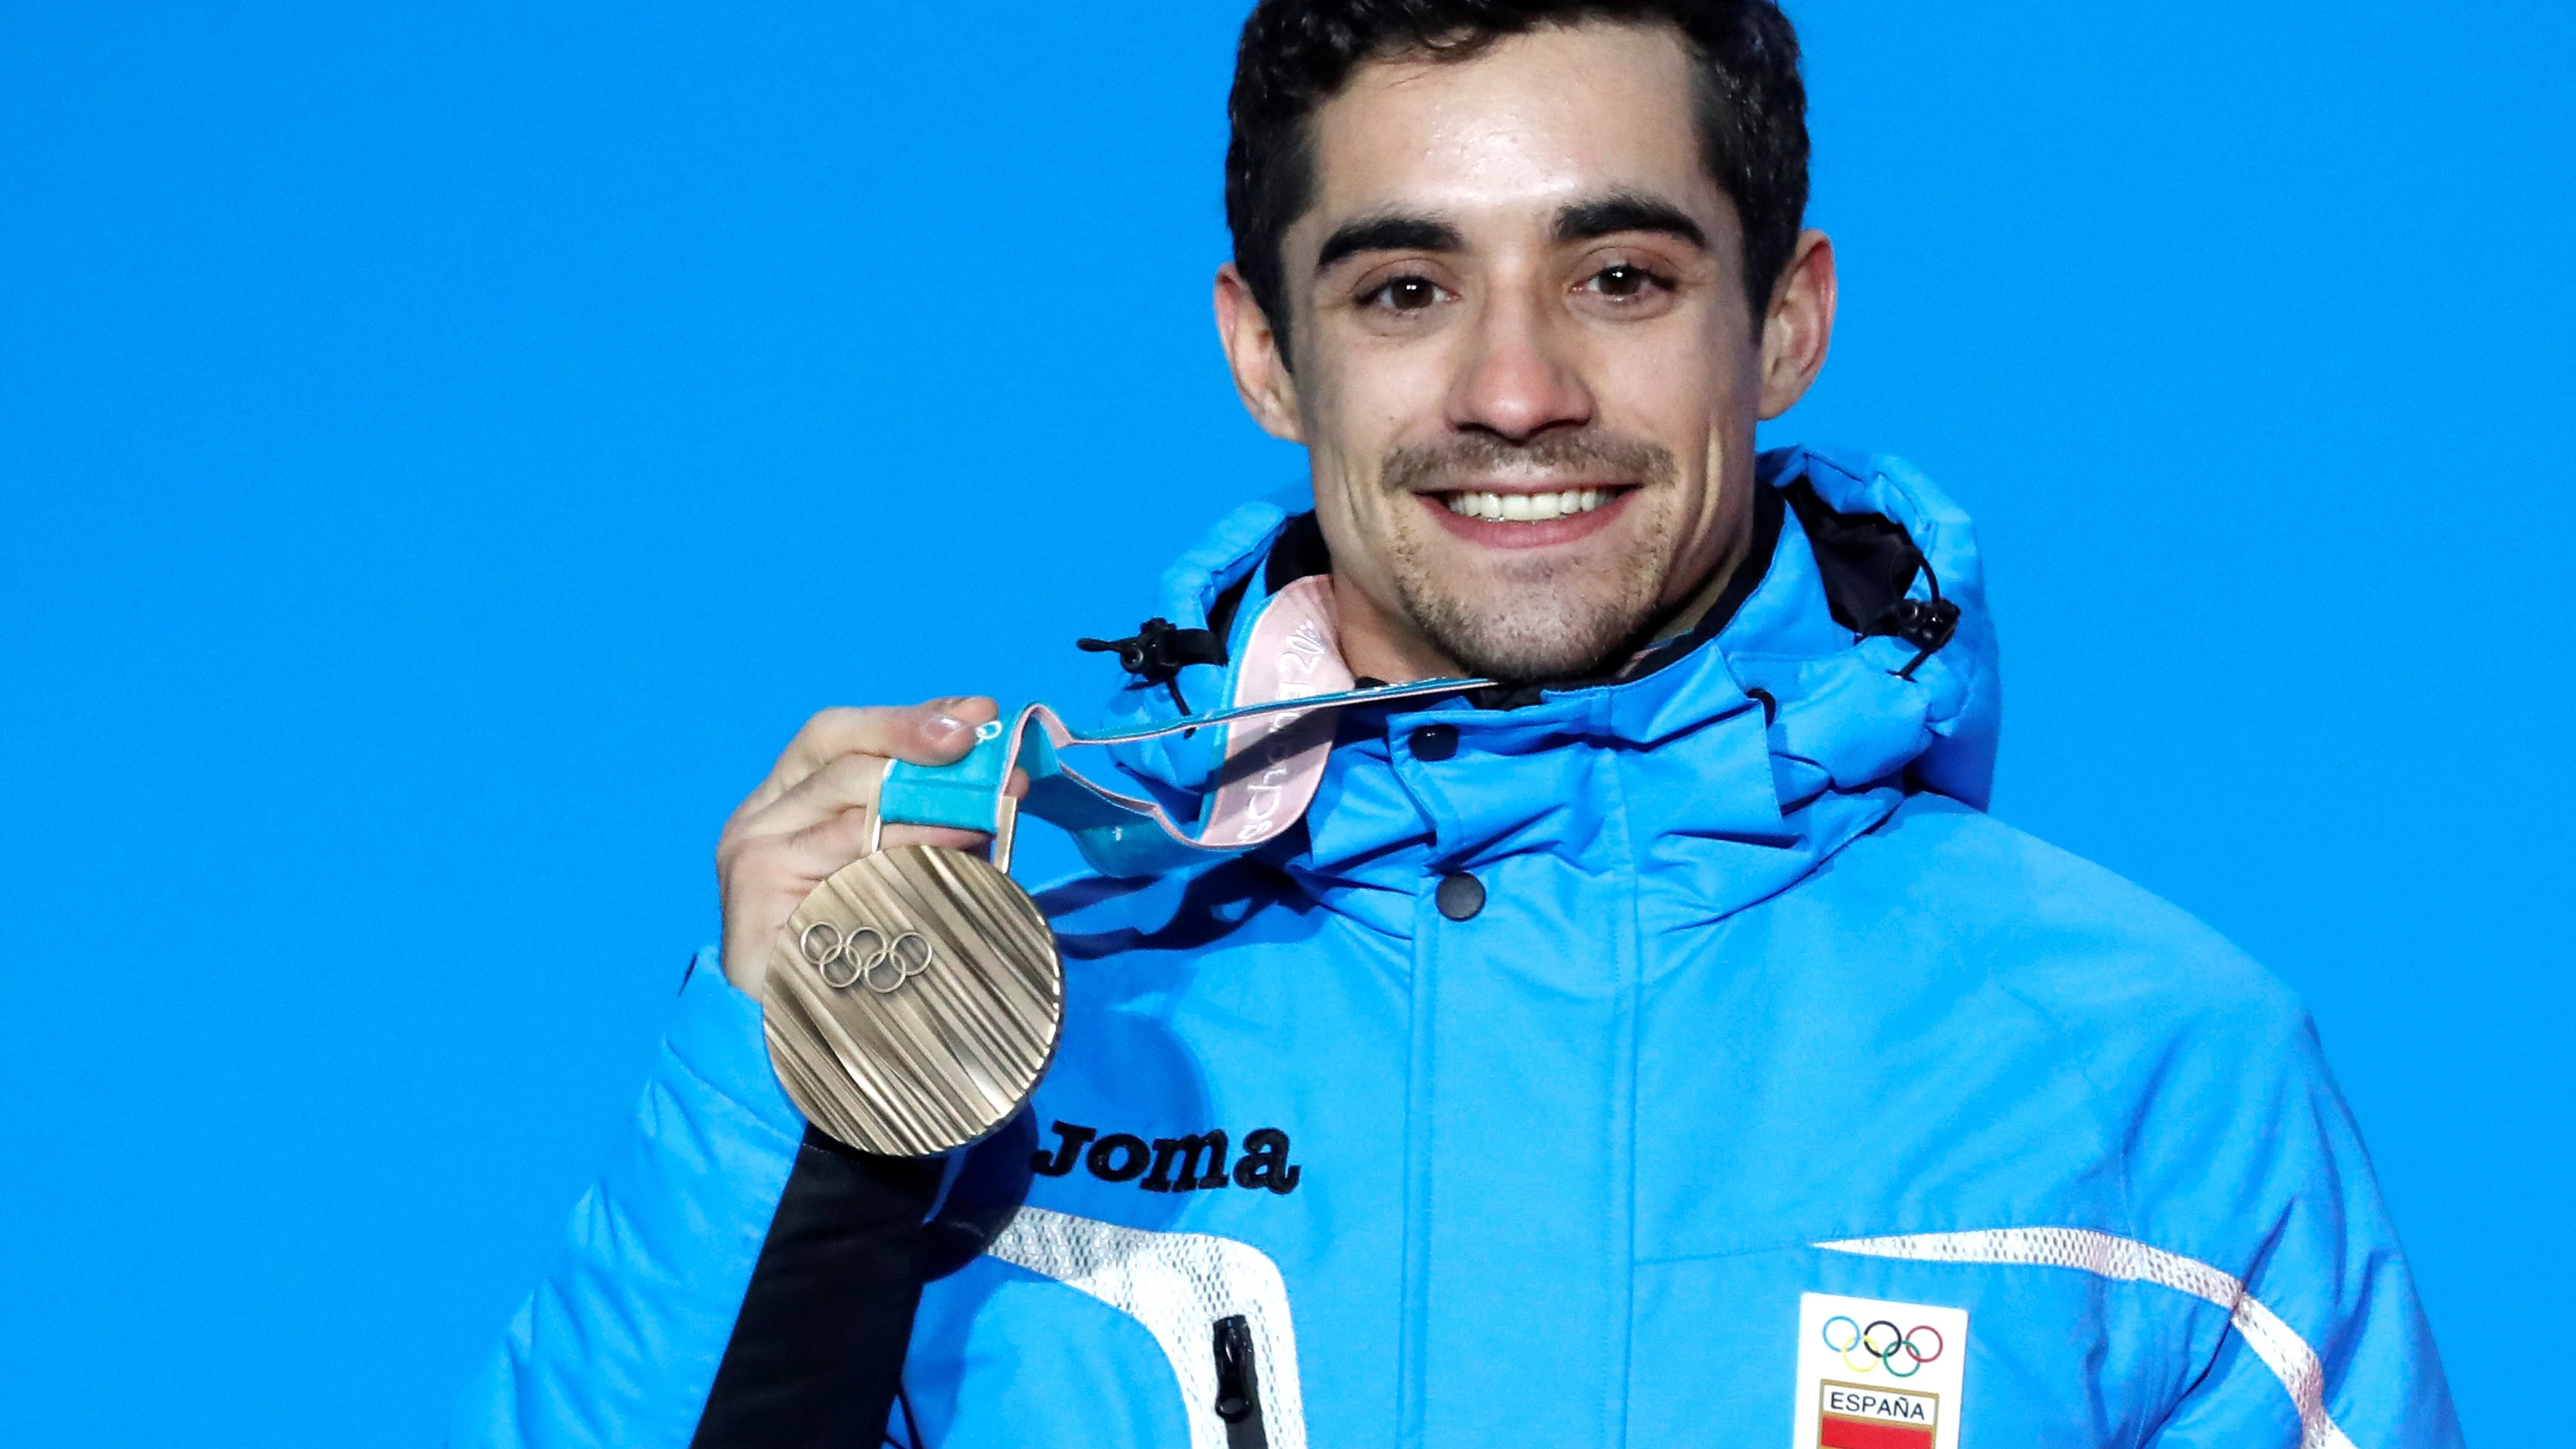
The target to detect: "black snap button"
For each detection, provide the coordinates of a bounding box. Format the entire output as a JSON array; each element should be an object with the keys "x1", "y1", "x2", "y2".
[
  {"x1": 1410, "y1": 724, "x2": 1460, "y2": 761},
  {"x1": 1435, "y1": 871, "x2": 1486, "y2": 922}
]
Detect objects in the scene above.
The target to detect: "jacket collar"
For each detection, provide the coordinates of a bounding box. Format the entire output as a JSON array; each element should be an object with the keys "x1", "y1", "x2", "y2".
[{"x1": 1077, "y1": 447, "x2": 2000, "y2": 879}]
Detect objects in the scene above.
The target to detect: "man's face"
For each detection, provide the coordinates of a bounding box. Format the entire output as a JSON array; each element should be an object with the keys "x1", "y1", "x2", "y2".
[{"x1": 1220, "y1": 21, "x2": 1819, "y2": 685}]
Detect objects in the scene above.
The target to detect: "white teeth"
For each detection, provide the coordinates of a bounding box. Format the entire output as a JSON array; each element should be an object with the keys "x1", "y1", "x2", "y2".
[{"x1": 1441, "y1": 488, "x2": 1615, "y2": 520}]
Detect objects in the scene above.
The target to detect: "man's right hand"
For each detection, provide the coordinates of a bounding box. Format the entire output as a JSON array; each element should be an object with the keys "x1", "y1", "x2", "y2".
[{"x1": 715, "y1": 697, "x2": 1001, "y2": 997}]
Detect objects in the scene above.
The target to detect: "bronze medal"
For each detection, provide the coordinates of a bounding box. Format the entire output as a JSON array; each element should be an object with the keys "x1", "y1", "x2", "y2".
[{"x1": 761, "y1": 844, "x2": 1064, "y2": 1157}]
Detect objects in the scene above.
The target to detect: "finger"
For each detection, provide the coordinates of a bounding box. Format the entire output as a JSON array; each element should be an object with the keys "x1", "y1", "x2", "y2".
[
  {"x1": 737, "y1": 749, "x2": 897, "y2": 842},
  {"x1": 746, "y1": 697, "x2": 998, "y2": 811}
]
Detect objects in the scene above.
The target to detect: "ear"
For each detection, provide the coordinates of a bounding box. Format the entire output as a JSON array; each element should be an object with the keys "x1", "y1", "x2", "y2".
[
  {"x1": 1215, "y1": 263, "x2": 1303, "y2": 442},
  {"x1": 1756, "y1": 230, "x2": 1837, "y2": 421}
]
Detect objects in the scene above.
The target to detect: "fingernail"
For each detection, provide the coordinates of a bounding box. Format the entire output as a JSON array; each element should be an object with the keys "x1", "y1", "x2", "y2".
[{"x1": 925, "y1": 713, "x2": 969, "y2": 740}]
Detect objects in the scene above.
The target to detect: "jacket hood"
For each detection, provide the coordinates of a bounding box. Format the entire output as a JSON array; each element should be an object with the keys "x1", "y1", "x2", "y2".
[{"x1": 1071, "y1": 447, "x2": 2000, "y2": 876}]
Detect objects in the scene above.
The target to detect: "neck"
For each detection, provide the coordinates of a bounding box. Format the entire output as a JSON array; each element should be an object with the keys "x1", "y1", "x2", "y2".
[{"x1": 1642, "y1": 513, "x2": 1758, "y2": 648}]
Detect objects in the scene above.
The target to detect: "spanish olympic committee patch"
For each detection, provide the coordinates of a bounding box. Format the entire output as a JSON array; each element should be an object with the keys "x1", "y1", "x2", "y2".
[{"x1": 1792, "y1": 1292, "x2": 1969, "y2": 1449}]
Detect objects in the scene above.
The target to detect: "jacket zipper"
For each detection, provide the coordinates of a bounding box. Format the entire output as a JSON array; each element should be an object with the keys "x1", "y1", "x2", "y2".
[{"x1": 1211, "y1": 1314, "x2": 1268, "y2": 1449}]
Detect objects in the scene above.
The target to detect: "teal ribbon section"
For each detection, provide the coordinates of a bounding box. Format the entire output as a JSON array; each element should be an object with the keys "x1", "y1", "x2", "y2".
[{"x1": 875, "y1": 719, "x2": 1021, "y2": 835}]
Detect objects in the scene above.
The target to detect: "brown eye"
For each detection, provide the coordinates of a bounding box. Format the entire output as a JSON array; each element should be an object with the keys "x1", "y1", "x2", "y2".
[
  {"x1": 1591, "y1": 264, "x2": 1655, "y2": 298},
  {"x1": 1366, "y1": 276, "x2": 1444, "y2": 312}
]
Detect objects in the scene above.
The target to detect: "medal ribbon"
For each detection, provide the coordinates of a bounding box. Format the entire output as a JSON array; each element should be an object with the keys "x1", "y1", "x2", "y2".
[
  {"x1": 879, "y1": 576, "x2": 1492, "y2": 876},
  {"x1": 880, "y1": 677, "x2": 1485, "y2": 878}
]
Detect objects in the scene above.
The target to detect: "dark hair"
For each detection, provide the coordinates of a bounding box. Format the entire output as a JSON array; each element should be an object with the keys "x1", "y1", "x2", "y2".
[{"x1": 1226, "y1": 0, "x2": 1808, "y2": 358}]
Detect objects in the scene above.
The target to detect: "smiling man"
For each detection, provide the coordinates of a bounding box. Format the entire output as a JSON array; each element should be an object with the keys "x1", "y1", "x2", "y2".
[{"x1": 456, "y1": 4, "x2": 2460, "y2": 1447}]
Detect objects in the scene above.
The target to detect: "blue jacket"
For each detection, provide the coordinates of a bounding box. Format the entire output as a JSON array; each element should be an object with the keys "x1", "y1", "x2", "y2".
[{"x1": 453, "y1": 449, "x2": 2459, "y2": 1448}]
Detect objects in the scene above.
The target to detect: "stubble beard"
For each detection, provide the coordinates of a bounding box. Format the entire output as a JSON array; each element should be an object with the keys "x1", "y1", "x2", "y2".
[{"x1": 1378, "y1": 432, "x2": 1681, "y2": 687}]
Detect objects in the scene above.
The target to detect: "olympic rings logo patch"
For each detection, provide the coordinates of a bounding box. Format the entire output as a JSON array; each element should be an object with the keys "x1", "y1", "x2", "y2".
[
  {"x1": 799, "y1": 920, "x2": 934, "y2": 994},
  {"x1": 1820, "y1": 1316, "x2": 1945, "y2": 1378}
]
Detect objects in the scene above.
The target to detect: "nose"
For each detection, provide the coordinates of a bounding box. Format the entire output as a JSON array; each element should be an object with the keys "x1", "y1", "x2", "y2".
[{"x1": 1446, "y1": 288, "x2": 1595, "y2": 443}]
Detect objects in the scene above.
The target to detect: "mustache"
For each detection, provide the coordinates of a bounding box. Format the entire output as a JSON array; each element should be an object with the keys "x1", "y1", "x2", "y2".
[{"x1": 1381, "y1": 431, "x2": 1676, "y2": 493}]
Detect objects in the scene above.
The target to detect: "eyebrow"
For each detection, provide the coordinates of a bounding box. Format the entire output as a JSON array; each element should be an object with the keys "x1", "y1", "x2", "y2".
[
  {"x1": 1555, "y1": 192, "x2": 1708, "y2": 249},
  {"x1": 1314, "y1": 213, "x2": 1464, "y2": 274}
]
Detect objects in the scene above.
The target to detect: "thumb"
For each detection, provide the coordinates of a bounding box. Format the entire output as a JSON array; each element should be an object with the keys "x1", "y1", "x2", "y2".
[{"x1": 902, "y1": 696, "x2": 1000, "y2": 764}]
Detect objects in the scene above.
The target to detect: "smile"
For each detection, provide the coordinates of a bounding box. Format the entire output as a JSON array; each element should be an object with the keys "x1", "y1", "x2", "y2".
[{"x1": 1438, "y1": 488, "x2": 1618, "y2": 522}]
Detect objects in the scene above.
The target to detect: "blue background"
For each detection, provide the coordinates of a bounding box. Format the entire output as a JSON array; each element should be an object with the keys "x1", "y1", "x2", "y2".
[{"x1": 3, "y1": 2, "x2": 2566, "y2": 1442}]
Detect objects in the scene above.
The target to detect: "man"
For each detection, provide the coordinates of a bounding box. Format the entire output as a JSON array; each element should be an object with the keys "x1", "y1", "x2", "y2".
[{"x1": 455, "y1": 3, "x2": 2461, "y2": 1445}]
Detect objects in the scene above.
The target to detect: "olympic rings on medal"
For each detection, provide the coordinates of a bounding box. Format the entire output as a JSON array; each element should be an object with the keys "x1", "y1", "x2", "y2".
[
  {"x1": 799, "y1": 920, "x2": 935, "y2": 994},
  {"x1": 1820, "y1": 1315, "x2": 1944, "y2": 1378}
]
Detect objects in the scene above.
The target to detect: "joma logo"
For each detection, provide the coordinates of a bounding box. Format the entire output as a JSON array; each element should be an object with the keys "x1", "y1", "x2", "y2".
[{"x1": 1028, "y1": 1120, "x2": 1303, "y2": 1195}]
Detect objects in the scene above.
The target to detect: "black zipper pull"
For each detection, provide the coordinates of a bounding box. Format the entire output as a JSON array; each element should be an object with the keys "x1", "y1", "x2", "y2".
[
  {"x1": 1211, "y1": 1314, "x2": 1268, "y2": 1449},
  {"x1": 1077, "y1": 617, "x2": 1227, "y2": 715}
]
